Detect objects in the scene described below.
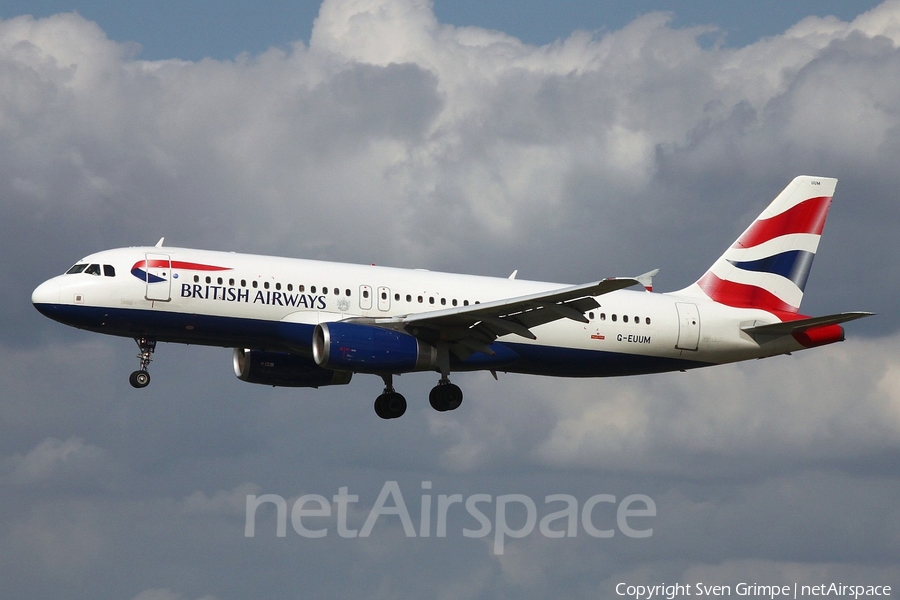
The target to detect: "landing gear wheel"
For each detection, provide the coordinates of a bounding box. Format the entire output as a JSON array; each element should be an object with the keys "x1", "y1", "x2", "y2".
[
  {"x1": 429, "y1": 382, "x2": 463, "y2": 412},
  {"x1": 130, "y1": 337, "x2": 157, "y2": 389},
  {"x1": 374, "y1": 392, "x2": 407, "y2": 419},
  {"x1": 129, "y1": 370, "x2": 150, "y2": 388}
]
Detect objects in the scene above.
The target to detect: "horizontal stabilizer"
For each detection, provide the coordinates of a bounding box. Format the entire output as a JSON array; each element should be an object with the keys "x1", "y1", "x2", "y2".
[{"x1": 741, "y1": 311, "x2": 874, "y2": 336}]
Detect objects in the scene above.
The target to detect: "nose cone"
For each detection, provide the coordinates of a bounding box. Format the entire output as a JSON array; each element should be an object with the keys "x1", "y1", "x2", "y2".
[{"x1": 32, "y1": 278, "x2": 60, "y2": 309}]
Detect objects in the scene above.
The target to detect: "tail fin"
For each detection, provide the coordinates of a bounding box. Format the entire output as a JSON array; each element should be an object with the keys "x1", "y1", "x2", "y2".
[{"x1": 676, "y1": 176, "x2": 836, "y2": 314}]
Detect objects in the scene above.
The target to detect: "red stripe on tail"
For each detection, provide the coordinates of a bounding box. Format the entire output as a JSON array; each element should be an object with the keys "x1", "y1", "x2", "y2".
[
  {"x1": 697, "y1": 272, "x2": 798, "y2": 313},
  {"x1": 734, "y1": 196, "x2": 831, "y2": 249}
]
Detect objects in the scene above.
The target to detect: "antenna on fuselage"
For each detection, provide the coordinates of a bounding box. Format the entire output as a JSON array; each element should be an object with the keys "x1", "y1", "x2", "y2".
[{"x1": 155, "y1": 237, "x2": 165, "y2": 247}]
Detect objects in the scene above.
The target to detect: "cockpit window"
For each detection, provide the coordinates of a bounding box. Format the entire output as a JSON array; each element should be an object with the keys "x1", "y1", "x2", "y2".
[
  {"x1": 103, "y1": 265, "x2": 116, "y2": 277},
  {"x1": 85, "y1": 264, "x2": 101, "y2": 276},
  {"x1": 66, "y1": 264, "x2": 88, "y2": 274}
]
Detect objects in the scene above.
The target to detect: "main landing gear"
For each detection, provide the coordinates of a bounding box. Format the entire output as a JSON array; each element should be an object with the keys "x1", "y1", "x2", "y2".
[
  {"x1": 375, "y1": 374, "x2": 407, "y2": 419},
  {"x1": 429, "y1": 378, "x2": 463, "y2": 412},
  {"x1": 373, "y1": 375, "x2": 463, "y2": 419},
  {"x1": 129, "y1": 336, "x2": 156, "y2": 389}
]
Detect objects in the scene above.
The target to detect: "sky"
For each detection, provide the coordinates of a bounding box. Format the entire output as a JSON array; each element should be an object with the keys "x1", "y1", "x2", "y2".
[{"x1": 1, "y1": 1, "x2": 899, "y2": 599}]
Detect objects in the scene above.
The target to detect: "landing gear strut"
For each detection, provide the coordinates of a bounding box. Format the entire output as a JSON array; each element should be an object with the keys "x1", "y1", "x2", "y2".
[
  {"x1": 374, "y1": 374, "x2": 407, "y2": 419},
  {"x1": 129, "y1": 336, "x2": 156, "y2": 389},
  {"x1": 429, "y1": 377, "x2": 463, "y2": 412},
  {"x1": 428, "y1": 345, "x2": 463, "y2": 413}
]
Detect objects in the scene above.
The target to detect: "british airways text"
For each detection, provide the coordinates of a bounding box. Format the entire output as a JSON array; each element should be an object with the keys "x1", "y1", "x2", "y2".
[{"x1": 181, "y1": 284, "x2": 327, "y2": 309}]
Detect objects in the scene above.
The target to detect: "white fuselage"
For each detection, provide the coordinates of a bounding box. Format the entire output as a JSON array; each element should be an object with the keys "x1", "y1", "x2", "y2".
[{"x1": 32, "y1": 245, "x2": 808, "y2": 378}]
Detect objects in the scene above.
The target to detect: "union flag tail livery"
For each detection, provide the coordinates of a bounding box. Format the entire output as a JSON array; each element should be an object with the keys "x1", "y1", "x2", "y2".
[
  {"x1": 678, "y1": 176, "x2": 834, "y2": 315},
  {"x1": 32, "y1": 176, "x2": 872, "y2": 419}
]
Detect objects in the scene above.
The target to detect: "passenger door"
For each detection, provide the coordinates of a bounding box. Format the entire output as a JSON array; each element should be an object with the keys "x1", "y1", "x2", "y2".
[
  {"x1": 144, "y1": 253, "x2": 172, "y2": 302},
  {"x1": 675, "y1": 302, "x2": 700, "y2": 351}
]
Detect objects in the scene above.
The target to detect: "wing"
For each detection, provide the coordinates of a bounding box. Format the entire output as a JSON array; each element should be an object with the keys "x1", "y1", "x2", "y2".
[{"x1": 347, "y1": 277, "x2": 641, "y2": 358}]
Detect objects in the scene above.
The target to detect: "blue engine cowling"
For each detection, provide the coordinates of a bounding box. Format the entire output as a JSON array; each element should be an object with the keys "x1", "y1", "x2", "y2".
[
  {"x1": 233, "y1": 348, "x2": 352, "y2": 387},
  {"x1": 312, "y1": 322, "x2": 437, "y2": 374}
]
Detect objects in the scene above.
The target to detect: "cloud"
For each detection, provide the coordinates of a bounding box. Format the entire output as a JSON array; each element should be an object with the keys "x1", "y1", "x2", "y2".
[
  {"x1": 181, "y1": 483, "x2": 261, "y2": 516},
  {"x1": 4, "y1": 0, "x2": 900, "y2": 288},
  {"x1": 5, "y1": 436, "x2": 114, "y2": 488},
  {"x1": 131, "y1": 590, "x2": 218, "y2": 600},
  {"x1": 3, "y1": 0, "x2": 900, "y2": 597},
  {"x1": 426, "y1": 333, "x2": 900, "y2": 478}
]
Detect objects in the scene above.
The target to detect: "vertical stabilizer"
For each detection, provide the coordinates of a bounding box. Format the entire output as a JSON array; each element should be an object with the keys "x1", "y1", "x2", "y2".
[{"x1": 675, "y1": 176, "x2": 837, "y2": 314}]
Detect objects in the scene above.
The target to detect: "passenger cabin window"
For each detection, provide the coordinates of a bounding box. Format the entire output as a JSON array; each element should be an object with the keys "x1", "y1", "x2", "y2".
[
  {"x1": 103, "y1": 265, "x2": 116, "y2": 277},
  {"x1": 66, "y1": 264, "x2": 88, "y2": 274}
]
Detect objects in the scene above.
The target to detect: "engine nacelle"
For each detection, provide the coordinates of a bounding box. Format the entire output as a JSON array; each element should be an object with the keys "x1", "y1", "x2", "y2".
[
  {"x1": 312, "y1": 322, "x2": 438, "y2": 374},
  {"x1": 233, "y1": 348, "x2": 352, "y2": 387}
]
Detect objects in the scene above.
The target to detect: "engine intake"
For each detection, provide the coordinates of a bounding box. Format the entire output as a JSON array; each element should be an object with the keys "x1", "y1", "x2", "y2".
[
  {"x1": 313, "y1": 322, "x2": 437, "y2": 374},
  {"x1": 233, "y1": 348, "x2": 352, "y2": 387}
]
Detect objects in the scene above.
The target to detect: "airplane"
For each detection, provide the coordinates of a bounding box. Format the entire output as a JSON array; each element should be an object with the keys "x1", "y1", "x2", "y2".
[{"x1": 32, "y1": 176, "x2": 872, "y2": 419}]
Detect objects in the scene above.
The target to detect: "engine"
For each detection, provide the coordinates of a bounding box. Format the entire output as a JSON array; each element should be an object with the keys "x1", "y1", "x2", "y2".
[
  {"x1": 312, "y1": 322, "x2": 438, "y2": 374},
  {"x1": 233, "y1": 348, "x2": 352, "y2": 387}
]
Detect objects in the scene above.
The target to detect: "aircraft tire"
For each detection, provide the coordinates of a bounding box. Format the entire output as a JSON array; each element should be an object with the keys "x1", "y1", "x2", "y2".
[
  {"x1": 375, "y1": 392, "x2": 406, "y2": 419},
  {"x1": 429, "y1": 383, "x2": 463, "y2": 412},
  {"x1": 129, "y1": 370, "x2": 150, "y2": 388}
]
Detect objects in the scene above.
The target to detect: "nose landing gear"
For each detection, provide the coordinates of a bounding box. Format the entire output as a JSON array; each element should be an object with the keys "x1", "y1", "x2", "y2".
[{"x1": 129, "y1": 337, "x2": 156, "y2": 389}]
